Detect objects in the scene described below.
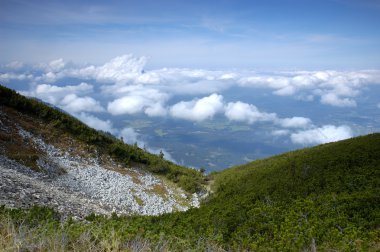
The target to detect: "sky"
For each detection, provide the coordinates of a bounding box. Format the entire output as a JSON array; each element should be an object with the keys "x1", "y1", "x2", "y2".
[
  {"x1": 1, "y1": 0, "x2": 380, "y2": 69},
  {"x1": 1, "y1": 0, "x2": 380, "y2": 170}
]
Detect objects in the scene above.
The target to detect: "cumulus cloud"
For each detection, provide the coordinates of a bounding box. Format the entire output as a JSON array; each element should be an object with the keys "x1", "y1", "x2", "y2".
[
  {"x1": 271, "y1": 129, "x2": 290, "y2": 136},
  {"x1": 5, "y1": 61, "x2": 24, "y2": 69},
  {"x1": 170, "y1": 93, "x2": 224, "y2": 121},
  {"x1": 7, "y1": 56, "x2": 378, "y2": 108},
  {"x1": 23, "y1": 82, "x2": 93, "y2": 105},
  {"x1": 144, "y1": 103, "x2": 167, "y2": 117},
  {"x1": 68, "y1": 54, "x2": 147, "y2": 83},
  {"x1": 60, "y1": 94, "x2": 104, "y2": 113},
  {"x1": 4, "y1": 56, "x2": 372, "y2": 167},
  {"x1": 22, "y1": 83, "x2": 104, "y2": 114},
  {"x1": 147, "y1": 147, "x2": 176, "y2": 163},
  {"x1": 48, "y1": 58, "x2": 66, "y2": 72},
  {"x1": 238, "y1": 70, "x2": 380, "y2": 107},
  {"x1": 119, "y1": 127, "x2": 176, "y2": 163},
  {"x1": 320, "y1": 93, "x2": 357, "y2": 107},
  {"x1": 225, "y1": 101, "x2": 277, "y2": 124},
  {"x1": 290, "y1": 125, "x2": 353, "y2": 145},
  {"x1": 107, "y1": 87, "x2": 168, "y2": 116},
  {"x1": 0, "y1": 73, "x2": 34, "y2": 82},
  {"x1": 119, "y1": 127, "x2": 141, "y2": 145},
  {"x1": 35, "y1": 82, "x2": 93, "y2": 94},
  {"x1": 76, "y1": 113, "x2": 115, "y2": 134},
  {"x1": 108, "y1": 96, "x2": 146, "y2": 115},
  {"x1": 276, "y1": 117, "x2": 312, "y2": 128},
  {"x1": 224, "y1": 102, "x2": 312, "y2": 129}
]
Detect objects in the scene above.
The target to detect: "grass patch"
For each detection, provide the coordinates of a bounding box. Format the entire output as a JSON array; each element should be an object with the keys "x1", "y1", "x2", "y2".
[
  {"x1": 146, "y1": 184, "x2": 169, "y2": 199},
  {"x1": 133, "y1": 195, "x2": 144, "y2": 206}
]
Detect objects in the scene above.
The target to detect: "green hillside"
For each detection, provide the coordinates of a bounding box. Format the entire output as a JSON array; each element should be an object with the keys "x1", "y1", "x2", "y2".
[
  {"x1": 1, "y1": 85, "x2": 379, "y2": 250},
  {"x1": 124, "y1": 133, "x2": 379, "y2": 250},
  {"x1": 2, "y1": 133, "x2": 379, "y2": 250}
]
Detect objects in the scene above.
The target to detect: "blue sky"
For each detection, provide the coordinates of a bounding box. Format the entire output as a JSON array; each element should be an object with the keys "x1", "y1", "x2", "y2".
[{"x1": 1, "y1": 0, "x2": 380, "y2": 69}]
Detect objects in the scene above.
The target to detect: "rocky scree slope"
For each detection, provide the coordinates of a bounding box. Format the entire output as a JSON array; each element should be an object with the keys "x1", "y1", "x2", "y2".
[{"x1": 0, "y1": 107, "x2": 199, "y2": 219}]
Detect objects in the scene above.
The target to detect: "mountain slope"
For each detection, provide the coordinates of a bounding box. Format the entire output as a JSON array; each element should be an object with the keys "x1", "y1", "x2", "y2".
[
  {"x1": 79, "y1": 133, "x2": 378, "y2": 250},
  {"x1": 203, "y1": 133, "x2": 380, "y2": 249},
  {"x1": 0, "y1": 85, "x2": 204, "y2": 218},
  {"x1": 0, "y1": 85, "x2": 205, "y2": 194},
  {"x1": 0, "y1": 85, "x2": 379, "y2": 250},
  {"x1": 2, "y1": 133, "x2": 377, "y2": 251}
]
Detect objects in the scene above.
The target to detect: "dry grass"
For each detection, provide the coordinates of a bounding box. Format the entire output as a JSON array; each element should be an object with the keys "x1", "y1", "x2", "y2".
[
  {"x1": 133, "y1": 195, "x2": 144, "y2": 206},
  {"x1": 0, "y1": 215, "x2": 157, "y2": 252},
  {"x1": 146, "y1": 184, "x2": 169, "y2": 200},
  {"x1": 1, "y1": 106, "x2": 129, "y2": 175},
  {"x1": 0, "y1": 109, "x2": 43, "y2": 172},
  {"x1": 0, "y1": 213, "x2": 228, "y2": 252}
]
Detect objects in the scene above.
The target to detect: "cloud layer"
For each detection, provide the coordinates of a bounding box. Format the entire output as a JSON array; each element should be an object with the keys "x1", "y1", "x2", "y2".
[
  {"x1": 290, "y1": 125, "x2": 353, "y2": 145},
  {"x1": 1, "y1": 54, "x2": 373, "y2": 149},
  {"x1": 5, "y1": 54, "x2": 379, "y2": 110},
  {"x1": 225, "y1": 101, "x2": 277, "y2": 124},
  {"x1": 170, "y1": 94, "x2": 224, "y2": 121}
]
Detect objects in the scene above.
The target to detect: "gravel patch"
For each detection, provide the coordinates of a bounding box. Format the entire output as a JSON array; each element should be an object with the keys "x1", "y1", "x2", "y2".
[{"x1": 0, "y1": 124, "x2": 200, "y2": 219}]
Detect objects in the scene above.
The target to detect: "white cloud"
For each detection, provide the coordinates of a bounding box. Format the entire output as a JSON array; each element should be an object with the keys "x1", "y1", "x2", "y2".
[
  {"x1": 35, "y1": 82, "x2": 93, "y2": 94},
  {"x1": 24, "y1": 82, "x2": 93, "y2": 105},
  {"x1": 224, "y1": 101, "x2": 277, "y2": 124},
  {"x1": 68, "y1": 54, "x2": 146, "y2": 83},
  {"x1": 378, "y1": 103, "x2": 380, "y2": 109},
  {"x1": 320, "y1": 93, "x2": 357, "y2": 107},
  {"x1": 144, "y1": 103, "x2": 167, "y2": 117},
  {"x1": 147, "y1": 146, "x2": 176, "y2": 163},
  {"x1": 119, "y1": 127, "x2": 141, "y2": 145},
  {"x1": 5, "y1": 56, "x2": 380, "y2": 108},
  {"x1": 277, "y1": 117, "x2": 312, "y2": 128},
  {"x1": 9, "y1": 56, "x2": 378, "y2": 108},
  {"x1": 5, "y1": 61, "x2": 24, "y2": 69},
  {"x1": 107, "y1": 87, "x2": 168, "y2": 116},
  {"x1": 0, "y1": 73, "x2": 34, "y2": 82},
  {"x1": 170, "y1": 93, "x2": 224, "y2": 121},
  {"x1": 238, "y1": 70, "x2": 380, "y2": 107},
  {"x1": 5, "y1": 56, "x2": 373, "y2": 168},
  {"x1": 291, "y1": 125, "x2": 353, "y2": 145},
  {"x1": 94, "y1": 54, "x2": 146, "y2": 82},
  {"x1": 119, "y1": 127, "x2": 176, "y2": 163},
  {"x1": 60, "y1": 94, "x2": 104, "y2": 113},
  {"x1": 32, "y1": 59, "x2": 67, "y2": 81},
  {"x1": 238, "y1": 75, "x2": 290, "y2": 90},
  {"x1": 272, "y1": 129, "x2": 290, "y2": 136},
  {"x1": 273, "y1": 85, "x2": 296, "y2": 96},
  {"x1": 108, "y1": 96, "x2": 146, "y2": 115},
  {"x1": 36, "y1": 72, "x2": 60, "y2": 83},
  {"x1": 48, "y1": 58, "x2": 66, "y2": 72},
  {"x1": 136, "y1": 71, "x2": 161, "y2": 85},
  {"x1": 76, "y1": 113, "x2": 115, "y2": 134}
]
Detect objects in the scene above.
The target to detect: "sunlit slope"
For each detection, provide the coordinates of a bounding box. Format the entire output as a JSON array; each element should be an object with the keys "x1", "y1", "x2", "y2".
[
  {"x1": 147, "y1": 133, "x2": 380, "y2": 250},
  {"x1": 212, "y1": 133, "x2": 380, "y2": 200}
]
